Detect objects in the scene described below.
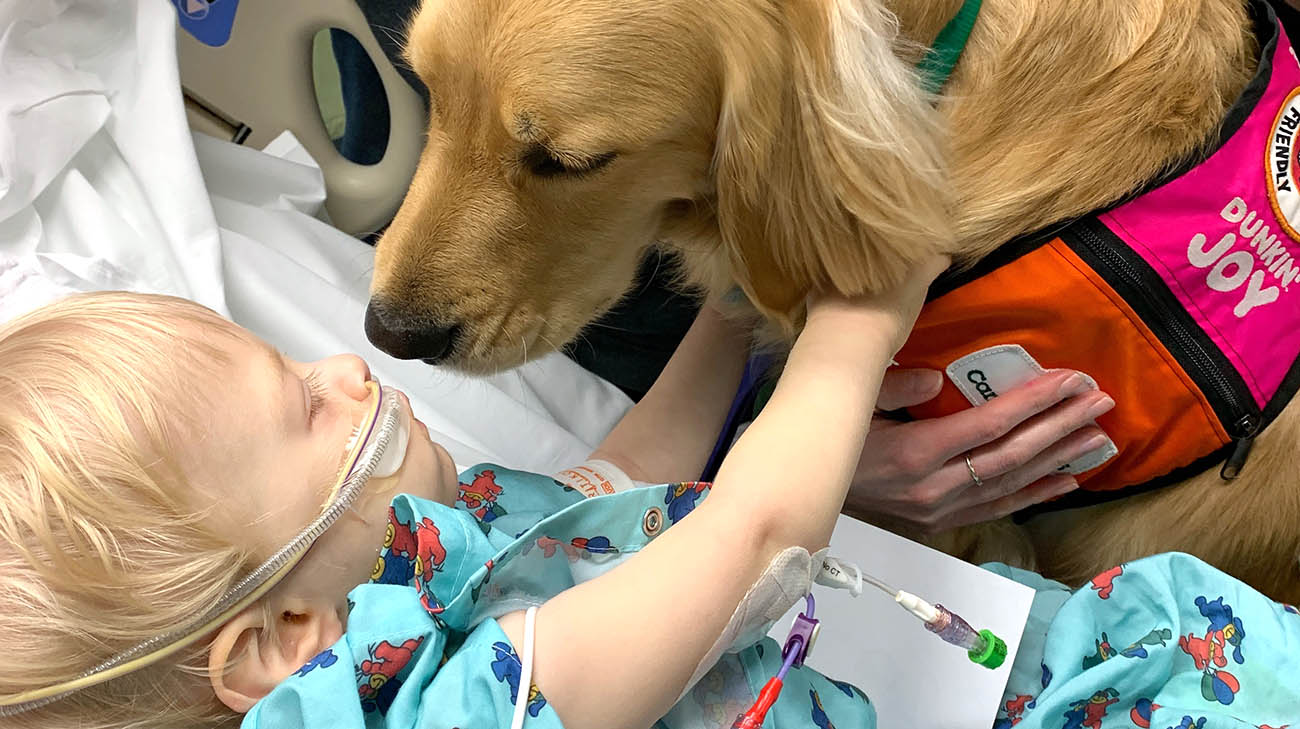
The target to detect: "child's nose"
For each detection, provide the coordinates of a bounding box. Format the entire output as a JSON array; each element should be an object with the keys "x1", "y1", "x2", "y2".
[{"x1": 318, "y1": 354, "x2": 372, "y2": 401}]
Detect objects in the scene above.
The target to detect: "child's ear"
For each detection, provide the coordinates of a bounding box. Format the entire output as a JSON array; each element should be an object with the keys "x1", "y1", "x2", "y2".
[{"x1": 208, "y1": 599, "x2": 344, "y2": 713}]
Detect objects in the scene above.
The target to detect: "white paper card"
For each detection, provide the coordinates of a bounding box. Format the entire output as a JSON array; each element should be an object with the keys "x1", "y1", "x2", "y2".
[{"x1": 769, "y1": 515, "x2": 1036, "y2": 728}]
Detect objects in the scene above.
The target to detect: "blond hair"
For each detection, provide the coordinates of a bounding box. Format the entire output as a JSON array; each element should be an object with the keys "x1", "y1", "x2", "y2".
[{"x1": 0, "y1": 292, "x2": 267, "y2": 729}]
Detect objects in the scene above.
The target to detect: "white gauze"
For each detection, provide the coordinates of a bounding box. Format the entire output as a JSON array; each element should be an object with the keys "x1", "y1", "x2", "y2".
[{"x1": 676, "y1": 545, "x2": 830, "y2": 702}]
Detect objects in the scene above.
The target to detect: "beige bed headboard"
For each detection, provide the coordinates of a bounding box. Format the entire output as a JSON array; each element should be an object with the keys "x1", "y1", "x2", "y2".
[{"x1": 175, "y1": 0, "x2": 424, "y2": 237}]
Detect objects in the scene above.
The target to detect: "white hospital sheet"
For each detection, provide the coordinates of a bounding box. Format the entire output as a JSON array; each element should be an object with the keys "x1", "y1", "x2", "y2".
[{"x1": 0, "y1": 0, "x2": 631, "y2": 475}]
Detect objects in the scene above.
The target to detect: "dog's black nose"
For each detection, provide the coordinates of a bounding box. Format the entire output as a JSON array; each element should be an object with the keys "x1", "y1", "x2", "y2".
[{"x1": 364, "y1": 300, "x2": 461, "y2": 362}]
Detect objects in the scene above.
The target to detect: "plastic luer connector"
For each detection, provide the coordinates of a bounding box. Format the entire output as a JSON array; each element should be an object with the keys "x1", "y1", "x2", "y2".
[{"x1": 926, "y1": 604, "x2": 1006, "y2": 669}]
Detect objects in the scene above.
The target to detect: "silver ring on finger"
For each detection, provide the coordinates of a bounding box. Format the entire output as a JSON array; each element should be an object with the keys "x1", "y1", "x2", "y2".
[{"x1": 964, "y1": 452, "x2": 984, "y2": 488}]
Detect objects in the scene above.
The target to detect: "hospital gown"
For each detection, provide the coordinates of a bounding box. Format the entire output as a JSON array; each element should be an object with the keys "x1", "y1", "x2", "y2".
[
  {"x1": 987, "y1": 554, "x2": 1300, "y2": 729},
  {"x1": 242, "y1": 465, "x2": 874, "y2": 729}
]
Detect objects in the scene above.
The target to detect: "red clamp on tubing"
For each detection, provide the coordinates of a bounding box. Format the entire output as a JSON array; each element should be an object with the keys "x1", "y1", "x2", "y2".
[
  {"x1": 732, "y1": 594, "x2": 817, "y2": 727},
  {"x1": 730, "y1": 677, "x2": 783, "y2": 728}
]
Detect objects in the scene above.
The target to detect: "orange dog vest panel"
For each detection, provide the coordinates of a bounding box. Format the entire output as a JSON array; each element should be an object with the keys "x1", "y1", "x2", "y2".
[{"x1": 897, "y1": 238, "x2": 1233, "y2": 494}]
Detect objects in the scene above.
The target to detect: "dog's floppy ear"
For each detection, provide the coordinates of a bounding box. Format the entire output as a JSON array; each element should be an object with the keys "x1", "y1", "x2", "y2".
[{"x1": 712, "y1": 0, "x2": 954, "y2": 328}]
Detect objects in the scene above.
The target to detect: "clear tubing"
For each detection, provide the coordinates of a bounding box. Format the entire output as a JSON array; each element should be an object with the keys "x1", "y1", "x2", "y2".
[{"x1": 862, "y1": 572, "x2": 897, "y2": 596}]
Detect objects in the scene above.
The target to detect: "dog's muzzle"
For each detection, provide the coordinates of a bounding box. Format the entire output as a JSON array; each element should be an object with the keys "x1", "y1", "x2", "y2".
[{"x1": 364, "y1": 299, "x2": 462, "y2": 364}]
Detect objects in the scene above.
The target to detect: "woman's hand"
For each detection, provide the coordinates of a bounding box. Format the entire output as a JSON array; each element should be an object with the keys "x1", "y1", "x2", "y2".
[{"x1": 845, "y1": 367, "x2": 1114, "y2": 534}]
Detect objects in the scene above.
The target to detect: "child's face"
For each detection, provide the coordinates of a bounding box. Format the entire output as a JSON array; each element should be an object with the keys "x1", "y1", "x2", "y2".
[{"x1": 182, "y1": 322, "x2": 459, "y2": 611}]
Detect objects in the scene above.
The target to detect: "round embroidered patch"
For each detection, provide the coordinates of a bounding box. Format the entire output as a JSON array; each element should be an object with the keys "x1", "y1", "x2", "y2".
[{"x1": 1265, "y1": 86, "x2": 1300, "y2": 242}]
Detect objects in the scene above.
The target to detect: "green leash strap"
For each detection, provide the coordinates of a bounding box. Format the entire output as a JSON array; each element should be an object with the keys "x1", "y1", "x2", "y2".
[{"x1": 917, "y1": 0, "x2": 983, "y2": 94}]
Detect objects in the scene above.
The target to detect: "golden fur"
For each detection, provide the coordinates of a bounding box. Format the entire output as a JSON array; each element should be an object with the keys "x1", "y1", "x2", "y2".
[{"x1": 373, "y1": 0, "x2": 1300, "y2": 601}]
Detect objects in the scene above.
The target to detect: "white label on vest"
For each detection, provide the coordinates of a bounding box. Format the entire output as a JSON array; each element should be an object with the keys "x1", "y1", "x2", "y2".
[{"x1": 945, "y1": 345, "x2": 1118, "y2": 475}]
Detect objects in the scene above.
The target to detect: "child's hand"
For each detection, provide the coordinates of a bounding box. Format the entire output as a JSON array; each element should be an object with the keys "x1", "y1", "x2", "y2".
[{"x1": 805, "y1": 255, "x2": 950, "y2": 355}]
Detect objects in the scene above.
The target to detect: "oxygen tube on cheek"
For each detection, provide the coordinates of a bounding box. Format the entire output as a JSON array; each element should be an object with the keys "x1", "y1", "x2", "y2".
[{"x1": 0, "y1": 382, "x2": 409, "y2": 717}]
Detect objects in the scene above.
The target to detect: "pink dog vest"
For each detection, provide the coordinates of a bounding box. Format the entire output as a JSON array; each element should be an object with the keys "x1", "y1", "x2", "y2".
[{"x1": 896, "y1": 0, "x2": 1300, "y2": 507}]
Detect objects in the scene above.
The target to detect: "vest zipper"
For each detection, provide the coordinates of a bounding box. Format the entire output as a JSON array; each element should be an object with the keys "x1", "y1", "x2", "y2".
[
  {"x1": 1067, "y1": 221, "x2": 1261, "y2": 478},
  {"x1": 1220, "y1": 414, "x2": 1259, "y2": 480}
]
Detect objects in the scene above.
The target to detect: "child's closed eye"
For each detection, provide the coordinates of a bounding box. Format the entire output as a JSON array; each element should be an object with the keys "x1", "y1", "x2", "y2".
[{"x1": 305, "y1": 370, "x2": 327, "y2": 424}]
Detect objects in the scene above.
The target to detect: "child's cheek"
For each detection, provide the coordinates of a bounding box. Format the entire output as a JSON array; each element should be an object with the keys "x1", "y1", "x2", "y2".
[
  {"x1": 362, "y1": 473, "x2": 403, "y2": 512},
  {"x1": 431, "y1": 442, "x2": 461, "y2": 506},
  {"x1": 397, "y1": 433, "x2": 454, "y2": 507}
]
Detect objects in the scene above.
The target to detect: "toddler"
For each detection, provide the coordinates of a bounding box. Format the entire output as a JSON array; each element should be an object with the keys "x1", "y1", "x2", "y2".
[{"x1": 0, "y1": 260, "x2": 941, "y2": 729}]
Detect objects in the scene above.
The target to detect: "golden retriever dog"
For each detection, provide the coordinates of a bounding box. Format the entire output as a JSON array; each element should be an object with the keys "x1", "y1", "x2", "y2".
[{"x1": 365, "y1": 0, "x2": 1300, "y2": 602}]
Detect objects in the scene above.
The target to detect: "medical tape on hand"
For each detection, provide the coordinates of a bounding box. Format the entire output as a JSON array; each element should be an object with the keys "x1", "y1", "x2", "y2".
[{"x1": 676, "y1": 546, "x2": 830, "y2": 702}]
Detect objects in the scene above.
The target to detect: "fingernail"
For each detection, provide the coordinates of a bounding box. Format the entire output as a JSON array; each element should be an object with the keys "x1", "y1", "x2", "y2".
[
  {"x1": 912, "y1": 369, "x2": 944, "y2": 396},
  {"x1": 1086, "y1": 394, "x2": 1115, "y2": 419},
  {"x1": 1053, "y1": 476, "x2": 1080, "y2": 495},
  {"x1": 1058, "y1": 373, "x2": 1090, "y2": 397},
  {"x1": 1082, "y1": 432, "x2": 1110, "y2": 452}
]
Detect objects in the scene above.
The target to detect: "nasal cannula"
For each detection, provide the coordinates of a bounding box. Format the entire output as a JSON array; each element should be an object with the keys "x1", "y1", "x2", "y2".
[{"x1": 730, "y1": 558, "x2": 1007, "y2": 728}]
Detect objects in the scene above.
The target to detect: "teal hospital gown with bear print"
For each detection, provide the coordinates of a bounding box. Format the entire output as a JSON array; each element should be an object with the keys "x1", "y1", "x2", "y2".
[
  {"x1": 985, "y1": 554, "x2": 1300, "y2": 729},
  {"x1": 241, "y1": 465, "x2": 875, "y2": 729}
]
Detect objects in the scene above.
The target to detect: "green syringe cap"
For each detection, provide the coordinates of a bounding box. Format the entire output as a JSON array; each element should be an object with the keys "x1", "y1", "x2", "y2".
[{"x1": 968, "y1": 629, "x2": 1007, "y2": 669}]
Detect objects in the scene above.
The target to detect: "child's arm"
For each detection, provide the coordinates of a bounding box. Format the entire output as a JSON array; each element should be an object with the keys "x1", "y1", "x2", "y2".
[
  {"x1": 585, "y1": 299, "x2": 750, "y2": 483},
  {"x1": 500, "y1": 258, "x2": 946, "y2": 729}
]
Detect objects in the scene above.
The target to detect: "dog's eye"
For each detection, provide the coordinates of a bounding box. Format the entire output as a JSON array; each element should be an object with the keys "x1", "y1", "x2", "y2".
[{"x1": 523, "y1": 146, "x2": 616, "y2": 178}]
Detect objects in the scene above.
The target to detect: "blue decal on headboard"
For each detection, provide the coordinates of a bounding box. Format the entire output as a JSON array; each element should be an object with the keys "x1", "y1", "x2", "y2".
[{"x1": 172, "y1": 0, "x2": 240, "y2": 48}]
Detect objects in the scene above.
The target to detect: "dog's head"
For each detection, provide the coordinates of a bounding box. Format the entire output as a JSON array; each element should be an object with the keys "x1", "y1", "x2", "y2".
[{"x1": 367, "y1": 0, "x2": 952, "y2": 371}]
